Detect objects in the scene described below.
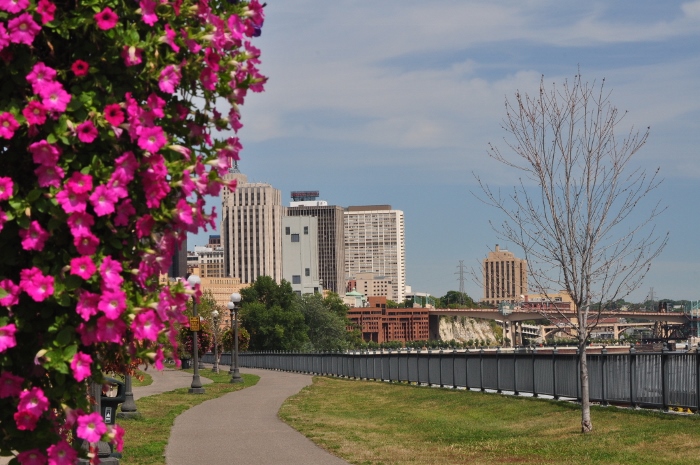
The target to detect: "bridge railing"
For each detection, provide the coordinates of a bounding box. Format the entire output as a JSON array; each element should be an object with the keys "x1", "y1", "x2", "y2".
[{"x1": 234, "y1": 347, "x2": 700, "y2": 411}]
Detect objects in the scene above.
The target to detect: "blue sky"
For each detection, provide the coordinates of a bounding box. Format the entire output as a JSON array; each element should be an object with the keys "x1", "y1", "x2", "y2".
[{"x1": 189, "y1": 0, "x2": 700, "y2": 303}]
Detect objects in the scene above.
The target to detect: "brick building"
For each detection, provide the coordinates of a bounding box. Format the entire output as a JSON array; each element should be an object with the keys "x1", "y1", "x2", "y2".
[{"x1": 347, "y1": 297, "x2": 429, "y2": 344}]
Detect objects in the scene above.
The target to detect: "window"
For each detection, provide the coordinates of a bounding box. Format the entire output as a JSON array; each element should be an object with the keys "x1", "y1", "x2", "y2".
[
  {"x1": 292, "y1": 275, "x2": 301, "y2": 284},
  {"x1": 305, "y1": 268, "x2": 310, "y2": 276},
  {"x1": 285, "y1": 227, "x2": 290, "y2": 235},
  {"x1": 304, "y1": 226, "x2": 309, "y2": 235},
  {"x1": 291, "y1": 234, "x2": 299, "y2": 242}
]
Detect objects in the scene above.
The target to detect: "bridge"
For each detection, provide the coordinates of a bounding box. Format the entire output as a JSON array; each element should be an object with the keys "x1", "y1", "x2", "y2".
[{"x1": 428, "y1": 307, "x2": 692, "y2": 345}]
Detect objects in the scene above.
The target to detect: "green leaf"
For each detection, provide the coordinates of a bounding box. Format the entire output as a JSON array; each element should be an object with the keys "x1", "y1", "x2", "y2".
[
  {"x1": 55, "y1": 327, "x2": 75, "y2": 347},
  {"x1": 46, "y1": 133, "x2": 57, "y2": 144},
  {"x1": 26, "y1": 189, "x2": 42, "y2": 203},
  {"x1": 63, "y1": 344, "x2": 78, "y2": 360},
  {"x1": 64, "y1": 275, "x2": 83, "y2": 291}
]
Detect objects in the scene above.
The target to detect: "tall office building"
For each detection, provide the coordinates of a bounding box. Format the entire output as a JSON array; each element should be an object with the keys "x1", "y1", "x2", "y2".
[
  {"x1": 220, "y1": 165, "x2": 284, "y2": 283},
  {"x1": 344, "y1": 205, "x2": 406, "y2": 302},
  {"x1": 286, "y1": 191, "x2": 345, "y2": 294},
  {"x1": 482, "y1": 244, "x2": 528, "y2": 306}
]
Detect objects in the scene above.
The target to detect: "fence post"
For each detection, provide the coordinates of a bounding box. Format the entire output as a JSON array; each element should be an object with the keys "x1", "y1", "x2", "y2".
[
  {"x1": 417, "y1": 348, "x2": 422, "y2": 385},
  {"x1": 696, "y1": 345, "x2": 700, "y2": 414},
  {"x1": 464, "y1": 349, "x2": 470, "y2": 390},
  {"x1": 601, "y1": 346, "x2": 608, "y2": 407},
  {"x1": 439, "y1": 350, "x2": 444, "y2": 388},
  {"x1": 479, "y1": 348, "x2": 485, "y2": 392},
  {"x1": 453, "y1": 349, "x2": 458, "y2": 389},
  {"x1": 513, "y1": 347, "x2": 519, "y2": 396},
  {"x1": 552, "y1": 346, "x2": 559, "y2": 400},
  {"x1": 661, "y1": 343, "x2": 669, "y2": 412},
  {"x1": 630, "y1": 346, "x2": 637, "y2": 409},
  {"x1": 496, "y1": 347, "x2": 502, "y2": 394},
  {"x1": 532, "y1": 346, "x2": 538, "y2": 398}
]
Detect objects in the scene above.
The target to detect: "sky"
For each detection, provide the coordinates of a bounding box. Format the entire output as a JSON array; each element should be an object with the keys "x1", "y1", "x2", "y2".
[{"x1": 188, "y1": 0, "x2": 700, "y2": 303}]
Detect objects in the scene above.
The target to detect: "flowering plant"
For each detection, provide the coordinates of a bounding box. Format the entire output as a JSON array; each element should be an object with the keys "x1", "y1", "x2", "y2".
[{"x1": 0, "y1": 0, "x2": 265, "y2": 461}]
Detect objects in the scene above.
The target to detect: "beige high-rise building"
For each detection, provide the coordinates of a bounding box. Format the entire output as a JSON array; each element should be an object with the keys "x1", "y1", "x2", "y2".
[
  {"x1": 482, "y1": 244, "x2": 527, "y2": 306},
  {"x1": 344, "y1": 205, "x2": 406, "y2": 302},
  {"x1": 220, "y1": 166, "x2": 284, "y2": 284}
]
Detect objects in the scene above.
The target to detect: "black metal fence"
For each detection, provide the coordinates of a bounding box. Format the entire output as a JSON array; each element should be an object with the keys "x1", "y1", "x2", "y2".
[{"x1": 229, "y1": 348, "x2": 700, "y2": 411}]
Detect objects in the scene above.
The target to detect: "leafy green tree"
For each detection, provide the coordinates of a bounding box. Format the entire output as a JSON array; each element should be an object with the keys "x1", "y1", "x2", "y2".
[
  {"x1": 440, "y1": 291, "x2": 475, "y2": 308},
  {"x1": 239, "y1": 277, "x2": 308, "y2": 351},
  {"x1": 241, "y1": 302, "x2": 308, "y2": 351},
  {"x1": 298, "y1": 294, "x2": 348, "y2": 351}
]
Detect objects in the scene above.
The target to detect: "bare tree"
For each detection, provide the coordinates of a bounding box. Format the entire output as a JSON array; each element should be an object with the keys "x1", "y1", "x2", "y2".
[{"x1": 476, "y1": 74, "x2": 668, "y2": 433}]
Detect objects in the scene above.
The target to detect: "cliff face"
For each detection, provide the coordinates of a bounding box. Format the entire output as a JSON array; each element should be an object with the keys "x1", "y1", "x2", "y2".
[{"x1": 438, "y1": 316, "x2": 497, "y2": 344}]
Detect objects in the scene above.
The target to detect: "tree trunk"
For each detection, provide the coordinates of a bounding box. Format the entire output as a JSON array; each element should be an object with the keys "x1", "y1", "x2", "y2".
[{"x1": 579, "y1": 341, "x2": 593, "y2": 432}]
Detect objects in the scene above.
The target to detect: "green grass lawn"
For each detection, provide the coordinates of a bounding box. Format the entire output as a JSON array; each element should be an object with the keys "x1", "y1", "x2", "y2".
[
  {"x1": 279, "y1": 376, "x2": 700, "y2": 465},
  {"x1": 118, "y1": 369, "x2": 258, "y2": 465}
]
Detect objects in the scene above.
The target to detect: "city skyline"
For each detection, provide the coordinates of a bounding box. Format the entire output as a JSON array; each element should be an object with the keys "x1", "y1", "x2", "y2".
[{"x1": 189, "y1": 1, "x2": 700, "y2": 303}]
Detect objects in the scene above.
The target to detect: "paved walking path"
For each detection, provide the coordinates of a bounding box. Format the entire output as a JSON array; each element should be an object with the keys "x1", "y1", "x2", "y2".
[
  {"x1": 165, "y1": 367, "x2": 350, "y2": 465},
  {"x1": 132, "y1": 365, "x2": 212, "y2": 400}
]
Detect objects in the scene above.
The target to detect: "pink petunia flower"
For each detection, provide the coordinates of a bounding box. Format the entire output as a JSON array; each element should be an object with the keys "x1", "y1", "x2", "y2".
[
  {"x1": 174, "y1": 198, "x2": 193, "y2": 225},
  {"x1": 135, "y1": 214, "x2": 154, "y2": 238},
  {"x1": 75, "y1": 290, "x2": 100, "y2": 321},
  {"x1": 70, "y1": 256, "x2": 96, "y2": 280},
  {"x1": 67, "y1": 211, "x2": 94, "y2": 236},
  {"x1": 132, "y1": 309, "x2": 163, "y2": 341},
  {"x1": 0, "y1": 112, "x2": 19, "y2": 139},
  {"x1": 199, "y1": 67, "x2": 218, "y2": 91},
  {"x1": 104, "y1": 103, "x2": 124, "y2": 126},
  {"x1": 0, "y1": 210, "x2": 6, "y2": 233},
  {"x1": 89, "y1": 184, "x2": 118, "y2": 216},
  {"x1": 76, "y1": 120, "x2": 98, "y2": 143},
  {"x1": 0, "y1": 278, "x2": 20, "y2": 306},
  {"x1": 121, "y1": 46, "x2": 143, "y2": 67},
  {"x1": 0, "y1": 23, "x2": 9, "y2": 51},
  {"x1": 35, "y1": 164, "x2": 65, "y2": 188},
  {"x1": 98, "y1": 289, "x2": 126, "y2": 320},
  {"x1": 95, "y1": 316, "x2": 126, "y2": 343},
  {"x1": 39, "y1": 81, "x2": 71, "y2": 113},
  {"x1": 0, "y1": 176, "x2": 13, "y2": 201},
  {"x1": 71, "y1": 59, "x2": 89, "y2": 77},
  {"x1": 28, "y1": 140, "x2": 61, "y2": 166},
  {"x1": 114, "y1": 199, "x2": 135, "y2": 227},
  {"x1": 36, "y1": 0, "x2": 55, "y2": 24},
  {"x1": 19, "y1": 220, "x2": 49, "y2": 251},
  {"x1": 19, "y1": 267, "x2": 54, "y2": 302},
  {"x1": 65, "y1": 171, "x2": 93, "y2": 194},
  {"x1": 99, "y1": 256, "x2": 123, "y2": 290},
  {"x1": 70, "y1": 352, "x2": 93, "y2": 382},
  {"x1": 138, "y1": 125, "x2": 167, "y2": 153},
  {"x1": 94, "y1": 7, "x2": 119, "y2": 30},
  {"x1": 161, "y1": 24, "x2": 179, "y2": 52},
  {"x1": 0, "y1": 371, "x2": 23, "y2": 398},
  {"x1": 46, "y1": 440, "x2": 77, "y2": 465},
  {"x1": 14, "y1": 410, "x2": 39, "y2": 431},
  {"x1": 158, "y1": 65, "x2": 181, "y2": 94},
  {"x1": 26, "y1": 62, "x2": 56, "y2": 93},
  {"x1": 18, "y1": 387, "x2": 49, "y2": 417},
  {"x1": 139, "y1": 0, "x2": 158, "y2": 26},
  {"x1": 56, "y1": 189, "x2": 88, "y2": 214},
  {"x1": 73, "y1": 231, "x2": 99, "y2": 256},
  {"x1": 22, "y1": 100, "x2": 48, "y2": 126},
  {"x1": 0, "y1": 323, "x2": 17, "y2": 352},
  {"x1": 8, "y1": 13, "x2": 41, "y2": 45},
  {"x1": 108, "y1": 424, "x2": 125, "y2": 452},
  {"x1": 16, "y1": 449, "x2": 46, "y2": 465},
  {"x1": 0, "y1": 0, "x2": 30, "y2": 15},
  {"x1": 76, "y1": 411, "x2": 106, "y2": 443}
]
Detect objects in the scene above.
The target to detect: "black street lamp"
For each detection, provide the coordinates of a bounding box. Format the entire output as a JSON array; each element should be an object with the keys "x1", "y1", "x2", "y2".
[
  {"x1": 187, "y1": 274, "x2": 205, "y2": 394},
  {"x1": 227, "y1": 292, "x2": 243, "y2": 383},
  {"x1": 212, "y1": 309, "x2": 220, "y2": 374}
]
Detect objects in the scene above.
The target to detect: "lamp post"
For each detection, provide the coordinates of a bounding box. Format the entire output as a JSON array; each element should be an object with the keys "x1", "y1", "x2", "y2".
[
  {"x1": 212, "y1": 309, "x2": 219, "y2": 374},
  {"x1": 187, "y1": 274, "x2": 205, "y2": 394},
  {"x1": 227, "y1": 292, "x2": 243, "y2": 383}
]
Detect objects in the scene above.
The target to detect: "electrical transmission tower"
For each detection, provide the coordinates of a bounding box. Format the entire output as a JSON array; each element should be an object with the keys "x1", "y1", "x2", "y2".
[{"x1": 455, "y1": 260, "x2": 467, "y2": 305}]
